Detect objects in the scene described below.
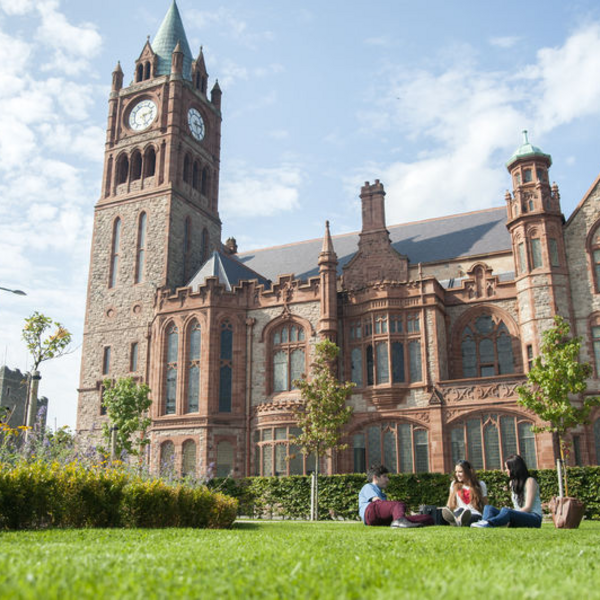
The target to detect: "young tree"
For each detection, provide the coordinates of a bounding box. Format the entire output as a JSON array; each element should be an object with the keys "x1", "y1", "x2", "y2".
[
  {"x1": 517, "y1": 316, "x2": 600, "y2": 496},
  {"x1": 22, "y1": 312, "x2": 72, "y2": 435},
  {"x1": 102, "y1": 377, "x2": 152, "y2": 461},
  {"x1": 292, "y1": 339, "x2": 355, "y2": 520}
]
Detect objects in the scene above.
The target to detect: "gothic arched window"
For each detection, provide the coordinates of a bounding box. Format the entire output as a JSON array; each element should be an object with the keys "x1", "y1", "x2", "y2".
[
  {"x1": 182, "y1": 439, "x2": 196, "y2": 478},
  {"x1": 201, "y1": 228, "x2": 209, "y2": 264},
  {"x1": 183, "y1": 154, "x2": 191, "y2": 184},
  {"x1": 165, "y1": 324, "x2": 178, "y2": 415},
  {"x1": 216, "y1": 441, "x2": 234, "y2": 477},
  {"x1": 186, "y1": 320, "x2": 201, "y2": 413},
  {"x1": 134, "y1": 212, "x2": 147, "y2": 284},
  {"x1": 219, "y1": 320, "x2": 233, "y2": 412},
  {"x1": 144, "y1": 147, "x2": 156, "y2": 177},
  {"x1": 108, "y1": 217, "x2": 121, "y2": 288},
  {"x1": 136, "y1": 63, "x2": 143, "y2": 82},
  {"x1": 449, "y1": 413, "x2": 536, "y2": 470},
  {"x1": 352, "y1": 422, "x2": 429, "y2": 473},
  {"x1": 192, "y1": 161, "x2": 200, "y2": 190},
  {"x1": 272, "y1": 322, "x2": 306, "y2": 393},
  {"x1": 130, "y1": 150, "x2": 142, "y2": 181},
  {"x1": 116, "y1": 154, "x2": 129, "y2": 185},
  {"x1": 201, "y1": 167, "x2": 209, "y2": 195},
  {"x1": 159, "y1": 440, "x2": 175, "y2": 476},
  {"x1": 144, "y1": 61, "x2": 151, "y2": 80},
  {"x1": 459, "y1": 313, "x2": 515, "y2": 378}
]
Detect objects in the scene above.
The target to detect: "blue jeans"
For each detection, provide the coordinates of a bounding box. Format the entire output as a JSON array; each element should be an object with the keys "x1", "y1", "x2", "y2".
[{"x1": 482, "y1": 505, "x2": 542, "y2": 528}]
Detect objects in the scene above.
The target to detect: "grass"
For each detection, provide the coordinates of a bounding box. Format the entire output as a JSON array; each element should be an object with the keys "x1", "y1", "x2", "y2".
[{"x1": 0, "y1": 521, "x2": 599, "y2": 599}]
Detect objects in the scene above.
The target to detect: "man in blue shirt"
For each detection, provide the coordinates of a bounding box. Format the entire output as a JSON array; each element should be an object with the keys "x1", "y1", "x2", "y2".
[{"x1": 359, "y1": 465, "x2": 432, "y2": 528}]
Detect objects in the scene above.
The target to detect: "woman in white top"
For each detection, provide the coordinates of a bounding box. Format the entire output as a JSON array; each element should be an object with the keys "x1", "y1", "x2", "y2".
[
  {"x1": 442, "y1": 459, "x2": 488, "y2": 526},
  {"x1": 471, "y1": 454, "x2": 543, "y2": 528}
]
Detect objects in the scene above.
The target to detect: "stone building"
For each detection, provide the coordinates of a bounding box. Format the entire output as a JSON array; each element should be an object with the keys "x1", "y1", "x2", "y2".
[
  {"x1": 0, "y1": 366, "x2": 48, "y2": 429},
  {"x1": 77, "y1": 1, "x2": 600, "y2": 477}
]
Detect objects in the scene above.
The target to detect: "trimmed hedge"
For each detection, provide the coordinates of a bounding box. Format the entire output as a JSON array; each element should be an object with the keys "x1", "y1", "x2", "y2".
[
  {"x1": 0, "y1": 461, "x2": 237, "y2": 530},
  {"x1": 210, "y1": 466, "x2": 600, "y2": 521}
]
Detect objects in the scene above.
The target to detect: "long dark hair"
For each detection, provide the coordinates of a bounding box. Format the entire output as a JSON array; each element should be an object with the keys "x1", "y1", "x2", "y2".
[
  {"x1": 449, "y1": 459, "x2": 484, "y2": 512},
  {"x1": 505, "y1": 454, "x2": 530, "y2": 507}
]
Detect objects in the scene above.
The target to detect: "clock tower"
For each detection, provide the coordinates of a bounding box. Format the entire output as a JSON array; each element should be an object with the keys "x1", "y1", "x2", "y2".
[{"x1": 77, "y1": 1, "x2": 223, "y2": 432}]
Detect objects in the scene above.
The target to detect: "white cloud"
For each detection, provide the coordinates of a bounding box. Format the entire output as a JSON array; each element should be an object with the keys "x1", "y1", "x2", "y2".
[
  {"x1": 220, "y1": 162, "x2": 303, "y2": 217},
  {"x1": 360, "y1": 22, "x2": 600, "y2": 224},
  {"x1": 187, "y1": 7, "x2": 273, "y2": 48},
  {"x1": 489, "y1": 36, "x2": 520, "y2": 48}
]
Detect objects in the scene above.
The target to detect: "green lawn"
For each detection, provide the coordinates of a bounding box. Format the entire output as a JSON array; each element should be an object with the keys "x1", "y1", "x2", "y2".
[{"x1": 0, "y1": 521, "x2": 598, "y2": 599}]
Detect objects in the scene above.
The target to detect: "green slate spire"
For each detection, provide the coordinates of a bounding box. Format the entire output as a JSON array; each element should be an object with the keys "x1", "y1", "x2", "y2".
[
  {"x1": 152, "y1": 0, "x2": 193, "y2": 79},
  {"x1": 506, "y1": 130, "x2": 552, "y2": 168}
]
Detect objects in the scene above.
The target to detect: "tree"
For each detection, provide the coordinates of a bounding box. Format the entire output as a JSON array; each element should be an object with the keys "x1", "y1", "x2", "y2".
[
  {"x1": 102, "y1": 377, "x2": 152, "y2": 461},
  {"x1": 22, "y1": 312, "x2": 72, "y2": 434},
  {"x1": 292, "y1": 339, "x2": 355, "y2": 520},
  {"x1": 517, "y1": 316, "x2": 600, "y2": 496}
]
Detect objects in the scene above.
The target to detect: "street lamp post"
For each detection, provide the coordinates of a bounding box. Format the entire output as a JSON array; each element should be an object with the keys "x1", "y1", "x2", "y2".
[{"x1": 0, "y1": 286, "x2": 27, "y2": 296}]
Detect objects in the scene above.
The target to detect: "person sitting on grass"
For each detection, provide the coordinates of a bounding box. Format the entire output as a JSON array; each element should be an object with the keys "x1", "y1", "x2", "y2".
[
  {"x1": 358, "y1": 465, "x2": 434, "y2": 528},
  {"x1": 442, "y1": 459, "x2": 487, "y2": 527},
  {"x1": 471, "y1": 454, "x2": 543, "y2": 528}
]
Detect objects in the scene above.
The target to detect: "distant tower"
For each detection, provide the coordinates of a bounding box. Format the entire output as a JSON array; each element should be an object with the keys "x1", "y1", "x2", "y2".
[
  {"x1": 318, "y1": 221, "x2": 339, "y2": 342},
  {"x1": 505, "y1": 131, "x2": 570, "y2": 359},
  {"x1": 77, "y1": 1, "x2": 223, "y2": 432}
]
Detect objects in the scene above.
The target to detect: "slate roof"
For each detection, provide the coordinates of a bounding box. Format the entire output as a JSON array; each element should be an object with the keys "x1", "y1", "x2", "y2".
[
  {"x1": 236, "y1": 206, "x2": 512, "y2": 282},
  {"x1": 187, "y1": 251, "x2": 271, "y2": 291},
  {"x1": 152, "y1": 1, "x2": 193, "y2": 80}
]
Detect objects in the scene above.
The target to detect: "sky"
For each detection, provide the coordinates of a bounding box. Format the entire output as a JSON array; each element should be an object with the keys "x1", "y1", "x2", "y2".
[{"x1": 2, "y1": 0, "x2": 600, "y2": 430}]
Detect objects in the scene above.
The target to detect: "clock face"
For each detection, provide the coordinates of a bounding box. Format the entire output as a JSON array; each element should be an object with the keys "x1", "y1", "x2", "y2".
[
  {"x1": 187, "y1": 107, "x2": 205, "y2": 141},
  {"x1": 129, "y1": 99, "x2": 157, "y2": 131}
]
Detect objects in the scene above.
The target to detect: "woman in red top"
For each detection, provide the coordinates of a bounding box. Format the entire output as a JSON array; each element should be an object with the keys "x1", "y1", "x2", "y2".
[{"x1": 442, "y1": 460, "x2": 488, "y2": 526}]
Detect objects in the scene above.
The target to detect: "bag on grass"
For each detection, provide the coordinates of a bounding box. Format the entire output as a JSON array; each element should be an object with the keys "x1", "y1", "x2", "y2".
[
  {"x1": 418, "y1": 505, "x2": 447, "y2": 526},
  {"x1": 548, "y1": 496, "x2": 585, "y2": 529}
]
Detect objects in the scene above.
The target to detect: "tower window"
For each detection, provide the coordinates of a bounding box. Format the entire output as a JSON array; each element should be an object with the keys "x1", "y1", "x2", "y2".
[
  {"x1": 201, "y1": 167, "x2": 209, "y2": 196},
  {"x1": 524, "y1": 168, "x2": 533, "y2": 183},
  {"x1": 517, "y1": 242, "x2": 527, "y2": 274},
  {"x1": 531, "y1": 238, "x2": 543, "y2": 269},
  {"x1": 130, "y1": 342, "x2": 139, "y2": 372},
  {"x1": 134, "y1": 212, "x2": 147, "y2": 284},
  {"x1": 549, "y1": 238, "x2": 560, "y2": 267},
  {"x1": 131, "y1": 150, "x2": 142, "y2": 181},
  {"x1": 144, "y1": 147, "x2": 156, "y2": 177},
  {"x1": 116, "y1": 155, "x2": 129, "y2": 185},
  {"x1": 109, "y1": 217, "x2": 121, "y2": 288},
  {"x1": 102, "y1": 346, "x2": 111, "y2": 375},
  {"x1": 136, "y1": 63, "x2": 143, "y2": 82},
  {"x1": 144, "y1": 61, "x2": 151, "y2": 80},
  {"x1": 192, "y1": 161, "x2": 200, "y2": 190},
  {"x1": 183, "y1": 154, "x2": 191, "y2": 184}
]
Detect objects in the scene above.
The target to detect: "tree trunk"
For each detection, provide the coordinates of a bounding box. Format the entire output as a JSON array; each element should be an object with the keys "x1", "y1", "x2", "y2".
[
  {"x1": 557, "y1": 433, "x2": 568, "y2": 497},
  {"x1": 310, "y1": 454, "x2": 319, "y2": 521},
  {"x1": 24, "y1": 370, "x2": 41, "y2": 442}
]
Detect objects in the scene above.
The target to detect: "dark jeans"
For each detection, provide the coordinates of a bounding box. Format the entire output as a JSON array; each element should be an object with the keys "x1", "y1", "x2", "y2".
[
  {"x1": 453, "y1": 507, "x2": 481, "y2": 525},
  {"x1": 483, "y1": 505, "x2": 542, "y2": 528},
  {"x1": 365, "y1": 501, "x2": 434, "y2": 526}
]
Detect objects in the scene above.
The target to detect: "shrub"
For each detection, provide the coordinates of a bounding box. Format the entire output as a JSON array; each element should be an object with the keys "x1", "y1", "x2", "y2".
[
  {"x1": 210, "y1": 466, "x2": 600, "y2": 521},
  {"x1": 0, "y1": 461, "x2": 237, "y2": 530}
]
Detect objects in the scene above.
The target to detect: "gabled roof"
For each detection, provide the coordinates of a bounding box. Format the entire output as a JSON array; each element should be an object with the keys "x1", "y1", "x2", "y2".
[
  {"x1": 237, "y1": 206, "x2": 512, "y2": 282},
  {"x1": 187, "y1": 251, "x2": 271, "y2": 291},
  {"x1": 152, "y1": 1, "x2": 193, "y2": 80}
]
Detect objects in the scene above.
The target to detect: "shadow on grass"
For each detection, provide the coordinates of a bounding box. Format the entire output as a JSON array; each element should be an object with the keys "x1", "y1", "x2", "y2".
[{"x1": 231, "y1": 521, "x2": 262, "y2": 530}]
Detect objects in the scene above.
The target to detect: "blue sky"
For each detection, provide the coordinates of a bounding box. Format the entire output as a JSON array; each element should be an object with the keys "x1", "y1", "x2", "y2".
[{"x1": 2, "y1": 0, "x2": 600, "y2": 429}]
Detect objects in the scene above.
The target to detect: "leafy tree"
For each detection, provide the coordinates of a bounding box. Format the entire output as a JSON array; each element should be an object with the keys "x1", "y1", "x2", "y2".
[
  {"x1": 102, "y1": 377, "x2": 152, "y2": 459},
  {"x1": 292, "y1": 339, "x2": 355, "y2": 519},
  {"x1": 21, "y1": 312, "x2": 72, "y2": 434},
  {"x1": 22, "y1": 311, "x2": 72, "y2": 371},
  {"x1": 517, "y1": 316, "x2": 600, "y2": 495}
]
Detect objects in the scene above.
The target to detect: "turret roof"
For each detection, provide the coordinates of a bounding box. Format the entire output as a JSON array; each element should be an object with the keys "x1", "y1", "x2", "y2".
[
  {"x1": 152, "y1": 0, "x2": 193, "y2": 80},
  {"x1": 506, "y1": 130, "x2": 552, "y2": 168}
]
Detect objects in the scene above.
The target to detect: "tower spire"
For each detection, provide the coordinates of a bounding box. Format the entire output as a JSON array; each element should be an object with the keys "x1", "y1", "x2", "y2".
[{"x1": 152, "y1": 0, "x2": 193, "y2": 79}]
